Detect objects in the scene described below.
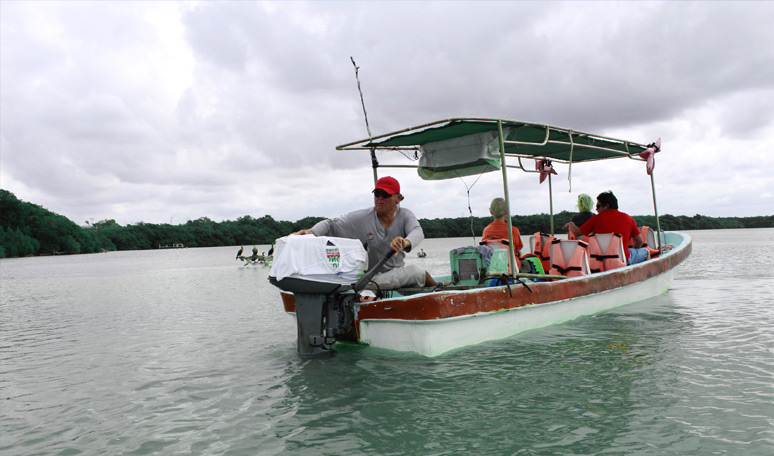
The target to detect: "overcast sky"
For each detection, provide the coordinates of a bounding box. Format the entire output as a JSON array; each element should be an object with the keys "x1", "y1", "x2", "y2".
[{"x1": 2, "y1": 1, "x2": 773, "y2": 229}]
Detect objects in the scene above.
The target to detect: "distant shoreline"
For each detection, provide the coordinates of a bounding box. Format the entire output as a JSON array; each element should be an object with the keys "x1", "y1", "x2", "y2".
[{"x1": 2, "y1": 189, "x2": 773, "y2": 259}]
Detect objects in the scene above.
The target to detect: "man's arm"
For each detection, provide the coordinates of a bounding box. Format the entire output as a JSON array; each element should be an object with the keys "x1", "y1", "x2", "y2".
[
  {"x1": 309, "y1": 217, "x2": 335, "y2": 236},
  {"x1": 291, "y1": 219, "x2": 329, "y2": 236},
  {"x1": 562, "y1": 221, "x2": 584, "y2": 237},
  {"x1": 400, "y1": 209, "x2": 424, "y2": 252},
  {"x1": 293, "y1": 212, "x2": 353, "y2": 237},
  {"x1": 631, "y1": 233, "x2": 644, "y2": 249},
  {"x1": 389, "y1": 236, "x2": 411, "y2": 253}
]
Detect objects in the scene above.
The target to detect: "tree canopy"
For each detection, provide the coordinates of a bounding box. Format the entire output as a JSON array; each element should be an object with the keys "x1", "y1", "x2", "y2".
[{"x1": 1, "y1": 189, "x2": 772, "y2": 258}]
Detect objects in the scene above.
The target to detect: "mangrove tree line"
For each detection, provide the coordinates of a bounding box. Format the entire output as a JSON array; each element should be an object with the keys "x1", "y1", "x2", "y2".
[{"x1": 1, "y1": 189, "x2": 772, "y2": 258}]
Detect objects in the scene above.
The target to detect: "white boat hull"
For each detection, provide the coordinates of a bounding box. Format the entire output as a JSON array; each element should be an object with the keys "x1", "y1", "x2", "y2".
[{"x1": 359, "y1": 267, "x2": 675, "y2": 357}]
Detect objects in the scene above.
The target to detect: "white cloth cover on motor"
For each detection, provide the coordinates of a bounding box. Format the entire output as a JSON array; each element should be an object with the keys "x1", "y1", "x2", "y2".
[{"x1": 269, "y1": 235, "x2": 368, "y2": 284}]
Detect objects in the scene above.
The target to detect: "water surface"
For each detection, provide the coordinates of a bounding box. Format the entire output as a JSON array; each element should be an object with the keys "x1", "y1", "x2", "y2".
[{"x1": 1, "y1": 229, "x2": 773, "y2": 455}]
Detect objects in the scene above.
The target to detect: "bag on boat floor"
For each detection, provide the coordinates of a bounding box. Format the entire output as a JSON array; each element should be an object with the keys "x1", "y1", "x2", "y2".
[
  {"x1": 269, "y1": 235, "x2": 367, "y2": 284},
  {"x1": 449, "y1": 245, "x2": 509, "y2": 285},
  {"x1": 521, "y1": 254, "x2": 546, "y2": 275}
]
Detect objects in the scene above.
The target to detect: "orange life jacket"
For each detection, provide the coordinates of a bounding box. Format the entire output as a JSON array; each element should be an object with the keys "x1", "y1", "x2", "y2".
[
  {"x1": 548, "y1": 239, "x2": 590, "y2": 277},
  {"x1": 531, "y1": 232, "x2": 555, "y2": 274},
  {"x1": 587, "y1": 233, "x2": 627, "y2": 273},
  {"x1": 639, "y1": 226, "x2": 660, "y2": 258},
  {"x1": 626, "y1": 226, "x2": 660, "y2": 259}
]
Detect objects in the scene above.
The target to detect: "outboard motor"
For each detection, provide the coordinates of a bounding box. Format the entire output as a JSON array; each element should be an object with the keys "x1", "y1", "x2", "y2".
[
  {"x1": 268, "y1": 235, "x2": 392, "y2": 358},
  {"x1": 268, "y1": 277, "x2": 354, "y2": 357}
]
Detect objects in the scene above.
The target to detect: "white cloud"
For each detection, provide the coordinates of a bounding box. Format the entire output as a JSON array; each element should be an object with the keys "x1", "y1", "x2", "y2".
[{"x1": 2, "y1": 1, "x2": 773, "y2": 228}]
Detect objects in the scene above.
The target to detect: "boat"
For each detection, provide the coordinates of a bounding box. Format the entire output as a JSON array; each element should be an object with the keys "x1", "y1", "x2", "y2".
[
  {"x1": 158, "y1": 243, "x2": 185, "y2": 249},
  {"x1": 269, "y1": 118, "x2": 692, "y2": 358}
]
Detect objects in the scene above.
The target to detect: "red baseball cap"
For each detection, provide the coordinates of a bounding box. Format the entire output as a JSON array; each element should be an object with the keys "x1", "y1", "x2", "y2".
[{"x1": 373, "y1": 176, "x2": 400, "y2": 195}]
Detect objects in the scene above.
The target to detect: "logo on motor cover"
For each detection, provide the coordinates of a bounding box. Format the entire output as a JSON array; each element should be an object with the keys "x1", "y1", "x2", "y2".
[
  {"x1": 326, "y1": 248, "x2": 341, "y2": 269},
  {"x1": 325, "y1": 240, "x2": 340, "y2": 269}
]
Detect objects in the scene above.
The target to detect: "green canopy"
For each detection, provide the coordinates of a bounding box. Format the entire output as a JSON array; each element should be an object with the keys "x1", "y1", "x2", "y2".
[
  {"x1": 337, "y1": 117, "x2": 664, "y2": 264},
  {"x1": 337, "y1": 118, "x2": 653, "y2": 164}
]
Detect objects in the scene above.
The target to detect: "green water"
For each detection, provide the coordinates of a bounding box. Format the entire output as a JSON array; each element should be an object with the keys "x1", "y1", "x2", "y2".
[{"x1": 1, "y1": 229, "x2": 773, "y2": 455}]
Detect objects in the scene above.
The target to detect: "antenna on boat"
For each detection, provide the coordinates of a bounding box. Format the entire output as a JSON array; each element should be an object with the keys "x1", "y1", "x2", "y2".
[
  {"x1": 350, "y1": 57, "x2": 379, "y2": 184},
  {"x1": 350, "y1": 57, "x2": 373, "y2": 141},
  {"x1": 453, "y1": 169, "x2": 489, "y2": 244}
]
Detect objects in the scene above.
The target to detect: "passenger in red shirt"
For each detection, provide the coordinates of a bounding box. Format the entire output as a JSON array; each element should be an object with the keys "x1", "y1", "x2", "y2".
[
  {"x1": 563, "y1": 191, "x2": 650, "y2": 265},
  {"x1": 482, "y1": 197, "x2": 523, "y2": 270}
]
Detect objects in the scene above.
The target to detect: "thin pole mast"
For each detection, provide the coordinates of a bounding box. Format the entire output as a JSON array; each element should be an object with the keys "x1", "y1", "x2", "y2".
[
  {"x1": 350, "y1": 57, "x2": 378, "y2": 184},
  {"x1": 497, "y1": 121, "x2": 517, "y2": 278},
  {"x1": 650, "y1": 172, "x2": 662, "y2": 251},
  {"x1": 548, "y1": 173, "x2": 555, "y2": 235}
]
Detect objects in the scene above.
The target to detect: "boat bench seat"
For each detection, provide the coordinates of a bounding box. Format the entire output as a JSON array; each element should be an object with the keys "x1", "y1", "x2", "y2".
[
  {"x1": 629, "y1": 225, "x2": 662, "y2": 259},
  {"x1": 548, "y1": 239, "x2": 590, "y2": 277},
  {"x1": 588, "y1": 233, "x2": 626, "y2": 273}
]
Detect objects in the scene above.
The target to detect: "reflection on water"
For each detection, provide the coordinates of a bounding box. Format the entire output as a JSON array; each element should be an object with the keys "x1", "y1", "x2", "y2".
[{"x1": 1, "y1": 230, "x2": 773, "y2": 455}]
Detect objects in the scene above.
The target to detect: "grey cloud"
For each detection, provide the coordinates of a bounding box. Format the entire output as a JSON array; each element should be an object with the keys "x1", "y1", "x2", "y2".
[
  {"x1": 333, "y1": 2, "x2": 774, "y2": 133},
  {"x1": 2, "y1": 1, "x2": 773, "y2": 225}
]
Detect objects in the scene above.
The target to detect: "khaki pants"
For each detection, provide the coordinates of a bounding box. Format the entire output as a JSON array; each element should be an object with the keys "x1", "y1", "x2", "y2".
[{"x1": 368, "y1": 265, "x2": 426, "y2": 290}]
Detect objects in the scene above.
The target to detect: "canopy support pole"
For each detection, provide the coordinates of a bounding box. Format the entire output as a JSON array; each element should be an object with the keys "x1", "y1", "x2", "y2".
[
  {"x1": 370, "y1": 148, "x2": 379, "y2": 185},
  {"x1": 548, "y1": 173, "x2": 555, "y2": 235},
  {"x1": 650, "y1": 172, "x2": 662, "y2": 251},
  {"x1": 497, "y1": 121, "x2": 517, "y2": 278}
]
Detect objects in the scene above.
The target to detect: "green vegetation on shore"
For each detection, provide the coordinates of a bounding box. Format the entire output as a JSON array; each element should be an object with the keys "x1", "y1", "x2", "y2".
[{"x1": 2, "y1": 189, "x2": 773, "y2": 258}]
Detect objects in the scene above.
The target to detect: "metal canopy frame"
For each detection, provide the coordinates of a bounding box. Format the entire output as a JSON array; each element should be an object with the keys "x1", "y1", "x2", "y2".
[
  {"x1": 337, "y1": 117, "x2": 662, "y2": 278},
  {"x1": 338, "y1": 118, "x2": 651, "y2": 162}
]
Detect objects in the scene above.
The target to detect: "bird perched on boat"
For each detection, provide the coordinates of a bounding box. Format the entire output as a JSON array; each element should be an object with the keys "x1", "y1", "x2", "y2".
[
  {"x1": 236, "y1": 245, "x2": 243, "y2": 259},
  {"x1": 267, "y1": 244, "x2": 274, "y2": 257}
]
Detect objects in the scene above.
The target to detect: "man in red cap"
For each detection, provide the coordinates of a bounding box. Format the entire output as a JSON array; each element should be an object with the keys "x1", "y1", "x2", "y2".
[{"x1": 293, "y1": 176, "x2": 438, "y2": 289}]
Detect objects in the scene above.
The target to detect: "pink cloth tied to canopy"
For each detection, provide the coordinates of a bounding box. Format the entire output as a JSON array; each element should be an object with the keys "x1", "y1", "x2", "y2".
[
  {"x1": 639, "y1": 138, "x2": 661, "y2": 175},
  {"x1": 535, "y1": 159, "x2": 557, "y2": 184}
]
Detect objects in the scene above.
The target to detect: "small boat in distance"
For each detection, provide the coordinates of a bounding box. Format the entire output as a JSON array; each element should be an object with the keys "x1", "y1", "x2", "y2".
[
  {"x1": 158, "y1": 243, "x2": 185, "y2": 249},
  {"x1": 270, "y1": 118, "x2": 691, "y2": 358},
  {"x1": 417, "y1": 248, "x2": 427, "y2": 258}
]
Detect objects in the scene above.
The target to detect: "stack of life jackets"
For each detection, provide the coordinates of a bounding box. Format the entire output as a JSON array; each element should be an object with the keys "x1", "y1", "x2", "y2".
[
  {"x1": 534, "y1": 229, "x2": 654, "y2": 279},
  {"x1": 530, "y1": 232, "x2": 555, "y2": 275}
]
